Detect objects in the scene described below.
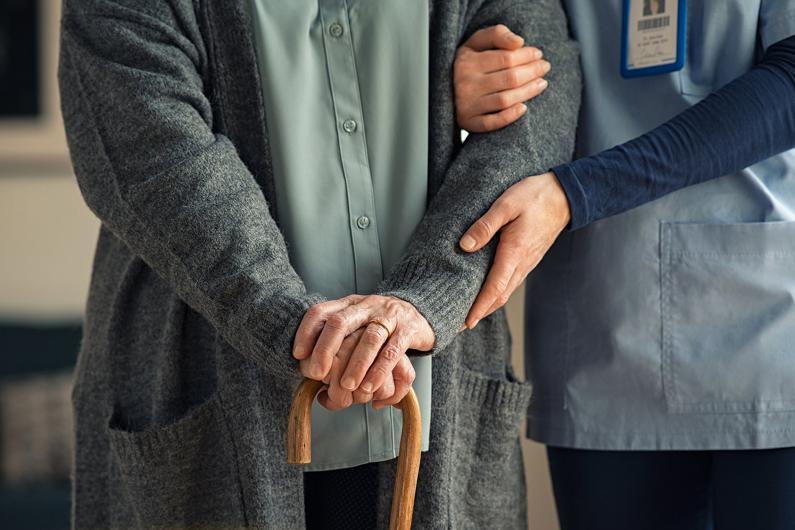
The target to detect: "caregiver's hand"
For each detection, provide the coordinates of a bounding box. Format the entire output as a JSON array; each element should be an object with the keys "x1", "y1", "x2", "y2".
[
  {"x1": 292, "y1": 295, "x2": 434, "y2": 409},
  {"x1": 455, "y1": 24, "x2": 550, "y2": 133},
  {"x1": 459, "y1": 172, "x2": 571, "y2": 328}
]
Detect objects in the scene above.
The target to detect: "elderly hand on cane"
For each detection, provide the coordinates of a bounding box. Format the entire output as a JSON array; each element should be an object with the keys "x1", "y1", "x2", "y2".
[{"x1": 292, "y1": 294, "x2": 434, "y2": 411}]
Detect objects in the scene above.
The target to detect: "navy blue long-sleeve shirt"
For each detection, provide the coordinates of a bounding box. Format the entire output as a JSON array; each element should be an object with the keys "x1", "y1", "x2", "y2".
[{"x1": 554, "y1": 35, "x2": 795, "y2": 230}]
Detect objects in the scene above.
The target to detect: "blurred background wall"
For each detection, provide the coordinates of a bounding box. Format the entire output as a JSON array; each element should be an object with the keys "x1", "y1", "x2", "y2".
[{"x1": 0, "y1": 0, "x2": 560, "y2": 528}]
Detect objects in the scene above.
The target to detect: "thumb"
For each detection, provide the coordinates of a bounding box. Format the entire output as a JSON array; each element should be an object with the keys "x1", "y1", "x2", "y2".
[
  {"x1": 459, "y1": 200, "x2": 513, "y2": 253},
  {"x1": 463, "y1": 24, "x2": 524, "y2": 52}
]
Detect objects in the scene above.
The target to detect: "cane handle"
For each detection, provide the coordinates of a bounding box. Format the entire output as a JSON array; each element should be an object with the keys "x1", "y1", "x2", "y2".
[{"x1": 287, "y1": 378, "x2": 422, "y2": 530}]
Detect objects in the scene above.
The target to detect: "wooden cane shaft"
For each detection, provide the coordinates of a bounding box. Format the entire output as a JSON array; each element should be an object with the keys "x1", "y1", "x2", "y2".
[
  {"x1": 286, "y1": 378, "x2": 422, "y2": 530},
  {"x1": 387, "y1": 388, "x2": 422, "y2": 530},
  {"x1": 286, "y1": 378, "x2": 324, "y2": 464}
]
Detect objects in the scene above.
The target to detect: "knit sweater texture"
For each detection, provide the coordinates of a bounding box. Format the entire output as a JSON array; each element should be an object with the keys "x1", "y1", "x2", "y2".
[{"x1": 58, "y1": 0, "x2": 581, "y2": 528}]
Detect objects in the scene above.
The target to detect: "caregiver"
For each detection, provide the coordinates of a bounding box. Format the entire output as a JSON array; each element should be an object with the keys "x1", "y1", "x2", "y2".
[{"x1": 455, "y1": 1, "x2": 795, "y2": 529}]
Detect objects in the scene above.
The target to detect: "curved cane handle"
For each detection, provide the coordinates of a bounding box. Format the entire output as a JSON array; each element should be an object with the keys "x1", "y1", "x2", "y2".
[{"x1": 287, "y1": 378, "x2": 422, "y2": 530}]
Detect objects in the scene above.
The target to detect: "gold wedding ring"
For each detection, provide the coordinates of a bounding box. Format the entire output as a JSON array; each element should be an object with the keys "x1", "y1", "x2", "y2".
[{"x1": 368, "y1": 319, "x2": 392, "y2": 336}]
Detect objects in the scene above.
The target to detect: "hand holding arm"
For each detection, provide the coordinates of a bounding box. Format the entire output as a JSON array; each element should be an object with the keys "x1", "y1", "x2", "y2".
[
  {"x1": 455, "y1": 25, "x2": 551, "y2": 132},
  {"x1": 459, "y1": 172, "x2": 570, "y2": 326}
]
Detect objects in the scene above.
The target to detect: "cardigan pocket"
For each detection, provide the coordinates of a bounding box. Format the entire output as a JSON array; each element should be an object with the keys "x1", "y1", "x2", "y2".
[
  {"x1": 451, "y1": 365, "x2": 533, "y2": 528},
  {"x1": 661, "y1": 221, "x2": 795, "y2": 414},
  {"x1": 107, "y1": 391, "x2": 247, "y2": 529}
]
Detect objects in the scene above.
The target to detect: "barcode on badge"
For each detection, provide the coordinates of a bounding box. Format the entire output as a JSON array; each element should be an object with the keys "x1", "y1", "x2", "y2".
[{"x1": 638, "y1": 16, "x2": 670, "y2": 31}]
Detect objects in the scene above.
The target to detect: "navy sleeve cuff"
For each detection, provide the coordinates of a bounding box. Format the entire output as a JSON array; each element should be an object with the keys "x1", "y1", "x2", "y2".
[{"x1": 552, "y1": 163, "x2": 590, "y2": 230}]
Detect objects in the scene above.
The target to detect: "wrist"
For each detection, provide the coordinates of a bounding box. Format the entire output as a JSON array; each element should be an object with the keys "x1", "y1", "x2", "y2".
[{"x1": 541, "y1": 171, "x2": 572, "y2": 230}]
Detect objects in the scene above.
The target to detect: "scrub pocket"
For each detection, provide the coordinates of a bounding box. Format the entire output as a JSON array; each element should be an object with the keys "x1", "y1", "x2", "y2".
[
  {"x1": 678, "y1": 66, "x2": 712, "y2": 99},
  {"x1": 661, "y1": 221, "x2": 795, "y2": 414},
  {"x1": 107, "y1": 391, "x2": 247, "y2": 529},
  {"x1": 451, "y1": 365, "x2": 533, "y2": 528}
]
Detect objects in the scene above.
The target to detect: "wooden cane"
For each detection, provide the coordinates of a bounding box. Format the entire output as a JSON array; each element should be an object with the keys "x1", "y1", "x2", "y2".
[{"x1": 287, "y1": 378, "x2": 422, "y2": 530}]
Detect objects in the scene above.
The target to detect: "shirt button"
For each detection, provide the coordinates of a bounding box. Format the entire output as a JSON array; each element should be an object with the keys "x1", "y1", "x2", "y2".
[
  {"x1": 342, "y1": 119, "x2": 358, "y2": 133},
  {"x1": 329, "y1": 22, "x2": 344, "y2": 38},
  {"x1": 356, "y1": 215, "x2": 371, "y2": 229}
]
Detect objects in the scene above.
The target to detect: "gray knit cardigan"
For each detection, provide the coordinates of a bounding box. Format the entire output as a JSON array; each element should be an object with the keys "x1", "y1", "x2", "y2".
[{"x1": 58, "y1": 0, "x2": 580, "y2": 528}]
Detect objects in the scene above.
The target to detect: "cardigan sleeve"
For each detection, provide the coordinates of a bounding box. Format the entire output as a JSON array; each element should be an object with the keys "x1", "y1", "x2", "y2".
[
  {"x1": 58, "y1": 3, "x2": 324, "y2": 378},
  {"x1": 555, "y1": 35, "x2": 795, "y2": 230},
  {"x1": 378, "y1": 0, "x2": 582, "y2": 353}
]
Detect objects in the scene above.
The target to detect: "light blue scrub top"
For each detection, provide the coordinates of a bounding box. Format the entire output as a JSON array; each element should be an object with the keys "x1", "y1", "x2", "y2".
[
  {"x1": 526, "y1": 0, "x2": 795, "y2": 450},
  {"x1": 247, "y1": 0, "x2": 431, "y2": 470}
]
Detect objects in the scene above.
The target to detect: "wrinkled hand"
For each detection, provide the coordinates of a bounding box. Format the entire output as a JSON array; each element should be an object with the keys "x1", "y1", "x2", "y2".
[
  {"x1": 454, "y1": 24, "x2": 550, "y2": 133},
  {"x1": 459, "y1": 172, "x2": 571, "y2": 328},
  {"x1": 312, "y1": 328, "x2": 411, "y2": 411},
  {"x1": 292, "y1": 295, "x2": 434, "y2": 410}
]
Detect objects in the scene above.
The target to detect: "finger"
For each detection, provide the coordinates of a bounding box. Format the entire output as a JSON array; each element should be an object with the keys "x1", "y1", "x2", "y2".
[
  {"x1": 316, "y1": 385, "x2": 349, "y2": 411},
  {"x1": 472, "y1": 79, "x2": 549, "y2": 116},
  {"x1": 353, "y1": 370, "x2": 396, "y2": 404},
  {"x1": 481, "y1": 221, "x2": 555, "y2": 320},
  {"x1": 467, "y1": 47, "x2": 542, "y2": 74},
  {"x1": 339, "y1": 322, "x2": 390, "y2": 391},
  {"x1": 463, "y1": 24, "x2": 524, "y2": 52},
  {"x1": 459, "y1": 197, "x2": 517, "y2": 253},
  {"x1": 371, "y1": 372, "x2": 396, "y2": 402},
  {"x1": 479, "y1": 60, "x2": 550, "y2": 94},
  {"x1": 466, "y1": 240, "x2": 519, "y2": 328},
  {"x1": 351, "y1": 388, "x2": 374, "y2": 405},
  {"x1": 360, "y1": 328, "x2": 411, "y2": 394},
  {"x1": 462, "y1": 102, "x2": 528, "y2": 133},
  {"x1": 305, "y1": 301, "x2": 373, "y2": 380},
  {"x1": 324, "y1": 330, "x2": 361, "y2": 408},
  {"x1": 293, "y1": 296, "x2": 361, "y2": 360},
  {"x1": 321, "y1": 361, "x2": 353, "y2": 410},
  {"x1": 481, "y1": 263, "x2": 526, "y2": 320},
  {"x1": 373, "y1": 356, "x2": 416, "y2": 410},
  {"x1": 317, "y1": 385, "x2": 352, "y2": 411}
]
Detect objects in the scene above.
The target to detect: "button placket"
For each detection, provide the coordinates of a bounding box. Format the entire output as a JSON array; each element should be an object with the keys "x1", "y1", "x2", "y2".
[{"x1": 319, "y1": 1, "x2": 384, "y2": 294}]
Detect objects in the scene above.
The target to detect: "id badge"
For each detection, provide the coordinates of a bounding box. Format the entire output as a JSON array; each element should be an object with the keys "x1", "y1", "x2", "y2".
[{"x1": 621, "y1": 0, "x2": 686, "y2": 78}]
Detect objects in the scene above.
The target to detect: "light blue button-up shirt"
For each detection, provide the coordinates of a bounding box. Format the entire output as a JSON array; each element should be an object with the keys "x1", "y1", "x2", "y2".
[{"x1": 247, "y1": 0, "x2": 431, "y2": 470}]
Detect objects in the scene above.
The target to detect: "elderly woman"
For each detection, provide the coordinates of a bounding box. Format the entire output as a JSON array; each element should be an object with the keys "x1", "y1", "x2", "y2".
[{"x1": 59, "y1": 0, "x2": 580, "y2": 528}]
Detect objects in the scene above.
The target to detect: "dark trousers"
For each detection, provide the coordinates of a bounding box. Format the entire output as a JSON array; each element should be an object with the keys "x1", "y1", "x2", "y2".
[
  {"x1": 548, "y1": 446, "x2": 795, "y2": 530},
  {"x1": 304, "y1": 462, "x2": 380, "y2": 530}
]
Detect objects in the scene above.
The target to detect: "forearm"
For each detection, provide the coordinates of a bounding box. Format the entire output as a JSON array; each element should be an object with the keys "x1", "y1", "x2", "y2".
[
  {"x1": 59, "y1": 7, "x2": 322, "y2": 377},
  {"x1": 556, "y1": 35, "x2": 795, "y2": 230},
  {"x1": 379, "y1": 0, "x2": 581, "y2": 352}
]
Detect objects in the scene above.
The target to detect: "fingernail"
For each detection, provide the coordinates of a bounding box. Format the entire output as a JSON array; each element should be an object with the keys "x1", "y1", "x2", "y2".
[
  {"x1": 520, "y1": 103, "x2": 528, "y2": 114},
  {"x1": 361, "y1": 382, "x2": 373, "y2": 393},
  {"x1": 534, "y1": 49, "x2": 543, "y2": 60},
  {"x1": 460, "y1": 235, "x2": 476, "y2": 251},
  {"x1": 293, "y1": 346, "x2": 304, "y2": 359},
  {"x1": 472, "y1": 319, "x2": 480, "y2": 328},
  {"x1": 537, "y1": 79, "x2": 548, "y2": 90},
  {"x1": 310, "y1": 362, "x2": 326, "y2": 380},
  {"x1": 542, "y1": 61, "x2": 551, "y2": 73},
  {"x1": 458, "y1": 324, "x2": 467, "y2": 332},
  {"x1": 341, "y1": 376, "x2": 356, "y2": 390}
]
